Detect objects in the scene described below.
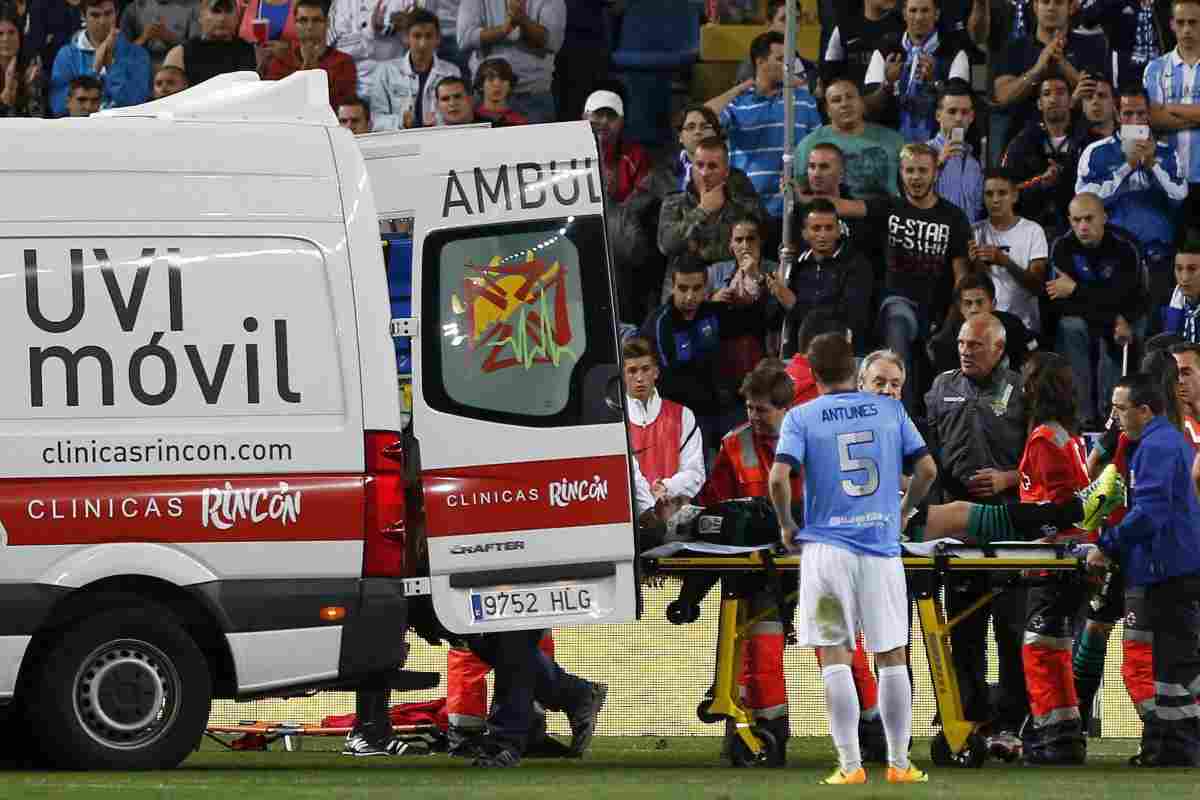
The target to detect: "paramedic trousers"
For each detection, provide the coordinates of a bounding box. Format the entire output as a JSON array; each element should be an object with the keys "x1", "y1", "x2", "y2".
[
  {"x1": 946, "y1": 573, "x2": 1029, "y2": 730},
  {"x1": 467, "y1": 630, "x2": 590, "y2": 753},
  {"x1": 1023, "y1": 581, "x2": 1086, "y2": 755},
  {"x1": 1145, "y1": 573, "x2": 1200, "y2": 766}
]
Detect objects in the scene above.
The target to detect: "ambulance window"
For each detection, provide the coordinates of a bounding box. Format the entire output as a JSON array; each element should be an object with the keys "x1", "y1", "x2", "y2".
[{"x1": 421, "y1": 215, "x2": 619, "y2": 426}]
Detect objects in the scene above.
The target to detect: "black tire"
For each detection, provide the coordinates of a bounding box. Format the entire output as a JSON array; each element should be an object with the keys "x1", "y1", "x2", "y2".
[
  {"x1": 696, "y1": 700, "x2": 723, "y2": 724},
  {"x1": 962, "y1": 733, "x2": 988, "y2": 768},
  {"x1": 27, "y1": 603, "x2": 211, "y2": 770},
  {"x1": 729, "y1": 727, "x2": 777, "y2": 767},
  {"x1": 930, "y1": 731, "x2": 954, "y2": 766}
]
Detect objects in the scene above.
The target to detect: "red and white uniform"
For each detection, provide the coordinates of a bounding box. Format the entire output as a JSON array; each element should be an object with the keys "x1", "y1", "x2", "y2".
[
  {"x1": 627, "y1": 391, "x2": 705, "y2": 499},
  {"x1": 1018, "y1": 422, "x2": 1090, "y2": 741}
]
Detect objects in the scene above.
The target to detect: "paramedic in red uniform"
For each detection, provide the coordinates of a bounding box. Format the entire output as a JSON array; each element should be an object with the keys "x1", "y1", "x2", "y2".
[
  {"x1": 1014, "y1": 352, "x2": 1091, "y2": 764},
  {"x1": 697, "y1": 358, "x2": 883, "y2": 765},
  {"x1": 623, "y1": 337, "x2": 706, "y2": 505}
]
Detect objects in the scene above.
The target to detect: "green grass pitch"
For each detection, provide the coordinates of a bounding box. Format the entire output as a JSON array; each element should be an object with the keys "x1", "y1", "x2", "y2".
[{"x1": 0, "y1": 737, "x2": 1194, "y2": 800}]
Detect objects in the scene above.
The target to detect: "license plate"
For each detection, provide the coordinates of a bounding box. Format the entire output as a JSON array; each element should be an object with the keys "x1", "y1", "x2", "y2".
[{"x1": 469, "y1": 584, "x2": 595, "y2": 623}]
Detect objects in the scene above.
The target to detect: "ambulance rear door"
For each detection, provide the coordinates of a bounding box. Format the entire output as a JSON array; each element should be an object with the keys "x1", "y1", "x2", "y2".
[{"x1": 360, "y1": 123, "x2": 637, "y2": 634}]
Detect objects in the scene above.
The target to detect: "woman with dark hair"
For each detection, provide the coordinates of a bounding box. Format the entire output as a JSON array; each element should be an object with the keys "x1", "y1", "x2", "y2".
[{"x1": 0, "y1": 10, "x2": 40, "y2": 117}]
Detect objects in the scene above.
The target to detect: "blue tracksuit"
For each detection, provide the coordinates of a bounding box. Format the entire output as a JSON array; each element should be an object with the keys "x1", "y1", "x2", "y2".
[{"x1": 1100, "y1": 416, "x2": 1200, "y2": 587}]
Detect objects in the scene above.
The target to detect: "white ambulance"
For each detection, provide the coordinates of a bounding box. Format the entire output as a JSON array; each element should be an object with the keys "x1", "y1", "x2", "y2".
[{"x1": 0, "y1": 72, "x2": 636, "y2": 769}]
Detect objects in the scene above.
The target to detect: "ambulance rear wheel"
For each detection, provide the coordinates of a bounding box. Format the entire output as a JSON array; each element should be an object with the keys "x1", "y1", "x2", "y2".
[{"x1": 28, "y1": 603, "x2": 212, "y2": 770}]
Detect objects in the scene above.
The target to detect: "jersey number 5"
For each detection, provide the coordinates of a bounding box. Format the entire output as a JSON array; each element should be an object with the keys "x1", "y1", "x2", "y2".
[{"x1": 837, "y1": 431, "x2": 879, "y2": 497}]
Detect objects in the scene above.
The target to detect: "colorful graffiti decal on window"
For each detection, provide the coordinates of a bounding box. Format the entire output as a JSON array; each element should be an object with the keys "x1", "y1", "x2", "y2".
[{"x1": 451, "y1": 251, "x2": 577, "y2": 373}]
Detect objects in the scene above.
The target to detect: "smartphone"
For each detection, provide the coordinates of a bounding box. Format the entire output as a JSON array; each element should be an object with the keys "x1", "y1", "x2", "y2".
[
  {"x1": 1121, "y1": 124, "x2": 1151, "y2": 158},
  {"x1": 950, "y1": 127, "x2": 965, "y2": 145}
]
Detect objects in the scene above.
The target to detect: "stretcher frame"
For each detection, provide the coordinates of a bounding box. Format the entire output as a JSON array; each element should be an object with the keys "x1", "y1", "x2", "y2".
[
  {"x1": 203, "y1": 722, "x2": 439, "y2": 752},
  {"x1": 642, "y1": 542, "x2": 1086, "y2": 766}
]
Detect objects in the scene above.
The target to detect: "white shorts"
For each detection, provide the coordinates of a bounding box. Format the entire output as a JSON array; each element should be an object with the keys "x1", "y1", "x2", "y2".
[{"x1": 796, "y1": 542, "x2": 908, "y2": 653}]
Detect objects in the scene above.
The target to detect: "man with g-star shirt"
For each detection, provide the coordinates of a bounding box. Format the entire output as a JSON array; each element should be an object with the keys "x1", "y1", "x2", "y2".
[{"x1": 864, "y1": 142, "x2": 972, "y2": 407}]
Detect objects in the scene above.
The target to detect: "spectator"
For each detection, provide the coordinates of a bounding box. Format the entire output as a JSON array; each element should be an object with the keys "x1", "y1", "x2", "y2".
[
  {"x1": 794, "y1": 78, "x2": 906, "y2": 200},
  {"x1": 373, "y1": 1, "x2": 469, "y2": 80},
  {"x1": 27, "y1": 0, "x2": 84, "y2": 82},
  {"x1": 457, "y1": 0, "x2": 565, "y2": 123},
  {"x1": 328, "y1": 0, "x2": 406, "y2": 95},
  {"x1": 657, "y1": 136, "x2": 768, "y2": 291},
  {"x1": 0, "y1": 12, "x2": 42, "y2": 117},
  {"x1": 474, "y1": 56, "x2": 527, "y2": 125},
  {"x1": 821, "y1": 0, "x2": 903, "y2": 90},
  {"x1": 622, "y1": 337, "x2": 705, "y2": 506},
  {"x1": 992, "y1": 0, "x2": 1109, "y2": 151},
  {"x1": 120, "y1": 0, "x2": 195, "y2": 67},
  {"x1": 736, "y1": 0, "x2": 820, "y2": 97},
  {"x1": 927, "y1": 79, "x2": 984, "y2": 222},
  {"x1": 1173, "y1": 340, "x2": 1200, "y2": 417},
  {"x1": 1075, "y1": 74, "x2": 1117, "y2": 148},
  {"x1": 970, "y1": 167, "x2": 1049, "y2": 333},
  {"x1": 1047, "y1": 192, "x2": 1145, "y2": 426},
  {"x1": 619, "y1": 105, "x2": 756, "y2": 325},
  {"x1": 50, "y1": 0, "x2": 151, "y2": 116},
  {"x1": 926, "y1": 272, "x2": 1033, "y2": 374},
  {"x1": 640, "y1": 255, "x2": 763, "y2": 458},
  {"x1": 151, "y1": 63, "x2": 187, "y2": 98},
  {"x1": 1160, "y1": 238, "x2": 1200, "y2": 342},
  {"x1": 777, "y1": 198, "x2": 873, "y2": 357},
  {"x1": 238, "y1": 0, "x2": 299, "y2": 59},
  {"x1": 64, "y1": 74, "x2": 102, "y2": 116},
  {"x1": 1078, "y1": 0, "x2": 1172, "y2": 85},
  {"x1": 263, "y1": 0, "x2": 357, "y2": 111},
  {"x1": 785, "y1": 309, "x2": 852, "y2": 405},
  {"x1": 163, "y1": 0, "x2": 257, "y2": 88},
  {"x1": 924, "y1": 313, "x2": 1029, "y2": 752},
  {"x1": 706, "y1": 216, "x2": 783, "y2": 385},
  {"x1": 552, "y1": 0, "x2": 610, "y2": 122},
  {"x1": 785, "y1": 143, "x2": 881, "y2": 266},
  {"x1": 706, "y1": 31, "x2": 821, "y2": 221},
  {"x1": 937, "y1": 0, "x2": 992, "y2": 47},
  {"x1": 1001, "y1": 76, "x2": 1085, "y2": 239},
  {"x1": 434, "y1": 74, "x2": 475, "y2": 124},
  {"x1": 585, "y1": 89, "x2": 650, "y2": 204},
  {"x1": 369, "y1": 8, "x2": 460, "y2": 129},
  {"x1": 1076, "y1": 84, "x2": 1188, "y2": 307},
  {"x1": 863, "y1": 0, "x2": 971, "y2": 143},
  {"x1": 337, "y1": 94, "x2": 371, "y2": 134},
  {"x1": 868, "y1": 142, "x2": 972, "y2": 407},
  {"x1": 1146, "y1": 0, "x2": 1200, "y2": 236}
]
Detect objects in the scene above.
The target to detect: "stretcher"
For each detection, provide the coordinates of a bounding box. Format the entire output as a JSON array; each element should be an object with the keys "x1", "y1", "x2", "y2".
[
  {"x1": 203, "y1": 722, "x2": 440, "y2": 752},
  {"x1": 640, "y1": 539, "x2": 1088, "y2": 768}
]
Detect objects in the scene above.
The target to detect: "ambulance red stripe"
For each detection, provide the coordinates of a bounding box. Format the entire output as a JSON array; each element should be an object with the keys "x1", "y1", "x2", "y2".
[
  {"x1": 0, "y1": 475, "x2": 365, "y2": 546},
  {"x1": 422, "y1": 454, "x2": 633, "y2": 537}
]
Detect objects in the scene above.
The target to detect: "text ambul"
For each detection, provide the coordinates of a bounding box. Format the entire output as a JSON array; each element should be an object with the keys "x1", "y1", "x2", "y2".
[
  {"x1": 24, "y1": 248, "x2": 302, "y2": 408},
  {"x1": 442, "y1": 160, "x2": 602, "y2": 218}
]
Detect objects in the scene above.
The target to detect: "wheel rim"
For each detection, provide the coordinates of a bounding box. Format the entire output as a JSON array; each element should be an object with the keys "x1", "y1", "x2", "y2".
[{"x1": 72, "y1": 638, "x2": 180, "y2": 751}]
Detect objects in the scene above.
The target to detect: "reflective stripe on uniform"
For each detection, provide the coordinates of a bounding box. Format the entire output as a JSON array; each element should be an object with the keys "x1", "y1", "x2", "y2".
[
  {"x1": 1033, "y1": 706, "x2": 1081, "y2": 728},
  {"x1": 1157, "y1": 704, "x2": 1200, "y2": 721},
  {"x1": 750, "y1": 620, "x2": 785, "y2": 635},
  {"x1": 448, "y1": 713, "x2": 486, "y2": 728},
  {"x1": 1024, "y1": 631, "x2": 1073, "y2": 650},
  {"x1": 752, "y1": 703, "x2": 789, "y2": 721},
  {"x1": 1156, "y1": 681, "x2": 1192, "y2": 697},
  {"x1": 1123, "y1": 628, "x2": 1154, "y2": 643}
]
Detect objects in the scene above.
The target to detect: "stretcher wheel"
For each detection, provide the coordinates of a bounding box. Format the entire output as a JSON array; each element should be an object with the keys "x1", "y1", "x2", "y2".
[
  {"x1": 696, "y1": 700, "x2": 723, "y2": 724},
  {"x1": 730, "y1": 728, "x2": 777, "y2": 767},
  {"x1": 930, "y1": 731, "x2": 986, "y2": 768},
  {"x1": 667, "y1": 600, "x2": 700, "y2": 625}
]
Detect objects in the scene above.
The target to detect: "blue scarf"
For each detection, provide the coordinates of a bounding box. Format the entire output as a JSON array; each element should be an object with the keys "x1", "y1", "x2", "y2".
[{"x1": 898, "y1": 31, "x2": 940, "y2": 142}]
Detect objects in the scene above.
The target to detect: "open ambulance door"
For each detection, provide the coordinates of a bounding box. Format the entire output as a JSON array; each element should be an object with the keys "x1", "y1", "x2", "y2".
[{"x1": 360, "y1": 123, "x2": 637, "y2": 635}]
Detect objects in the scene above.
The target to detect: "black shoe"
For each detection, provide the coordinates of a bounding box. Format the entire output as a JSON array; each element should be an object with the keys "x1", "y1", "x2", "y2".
[
  {"x1": 566, "y1": 682, "x2": 607, "y2": 757},
  {"x1": 1023, "y1": 741, "x2": 1086, "y2": 765},
  {"x1": 446, "y1": 724, "x2": 485, "y2": 757},
  {"x1": 467, "y1": 734, "x2": 522, "y2": 768},
  {"x1": 859, "y1": 716, "x2": 888, "y2": 764}
]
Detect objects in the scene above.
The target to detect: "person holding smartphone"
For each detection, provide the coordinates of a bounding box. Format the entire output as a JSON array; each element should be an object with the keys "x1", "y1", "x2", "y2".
[
  {"x1": 1077, "y1": 84, "x2": 1188, "y2": 310},
  {"x1": 926, "y1": 79, "x2": 984, "y2": 222}
]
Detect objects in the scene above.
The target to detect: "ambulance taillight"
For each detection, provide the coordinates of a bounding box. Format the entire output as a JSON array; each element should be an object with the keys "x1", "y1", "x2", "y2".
[{"x1": 363, "y1": 430, "x2": 407, "y2": 577}]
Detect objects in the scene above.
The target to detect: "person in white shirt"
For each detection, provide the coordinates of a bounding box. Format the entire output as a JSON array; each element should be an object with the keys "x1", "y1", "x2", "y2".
[
  {"x1": 327, "y1": 0, "x2": 407, "y2": 94},
  {"x1": 622, "y1": 336, "x2": 705, "y2": 505},
  {"x1": 368, "y1": 7, "x2": 460, "y2": 129},
  {"x1": 969, "y1": 166, "x2": 1049, "y2": 332}
]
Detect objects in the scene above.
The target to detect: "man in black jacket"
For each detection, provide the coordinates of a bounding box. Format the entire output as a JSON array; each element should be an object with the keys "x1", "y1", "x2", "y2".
[
  {"x1": 927, "y1": 271, "x2": 1033, "y2": 373},
  {"x1": 777, "y1": 198, "x2": 873, "y2": 356},
  {"x1": 1047, "y1": 192, "x2": 1145, "y2": 427},
  {"x1": 640, "y1": 255, "x2": 763, "y2": 458}
]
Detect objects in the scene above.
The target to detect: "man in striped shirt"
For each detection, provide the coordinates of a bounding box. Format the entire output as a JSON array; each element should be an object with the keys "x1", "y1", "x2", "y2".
[
  {"x1": 1145, "y1": 0, "x2": 1200, "y2": 230},
  {"x1": 706, "y1": 31, "x2": 822, "y2": 221}
]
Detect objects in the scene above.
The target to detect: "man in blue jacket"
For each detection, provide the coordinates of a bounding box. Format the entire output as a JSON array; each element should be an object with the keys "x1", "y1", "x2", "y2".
[
  {"x1": 1076, "y1": 85, "x2": 1188, "y2": 308},
  {"x1": 1090, "y1": 372, "x2": 1200, "y2": 766},
  {"x1": 50, "y1": 0, "x2": 151, "y2": 117}
]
